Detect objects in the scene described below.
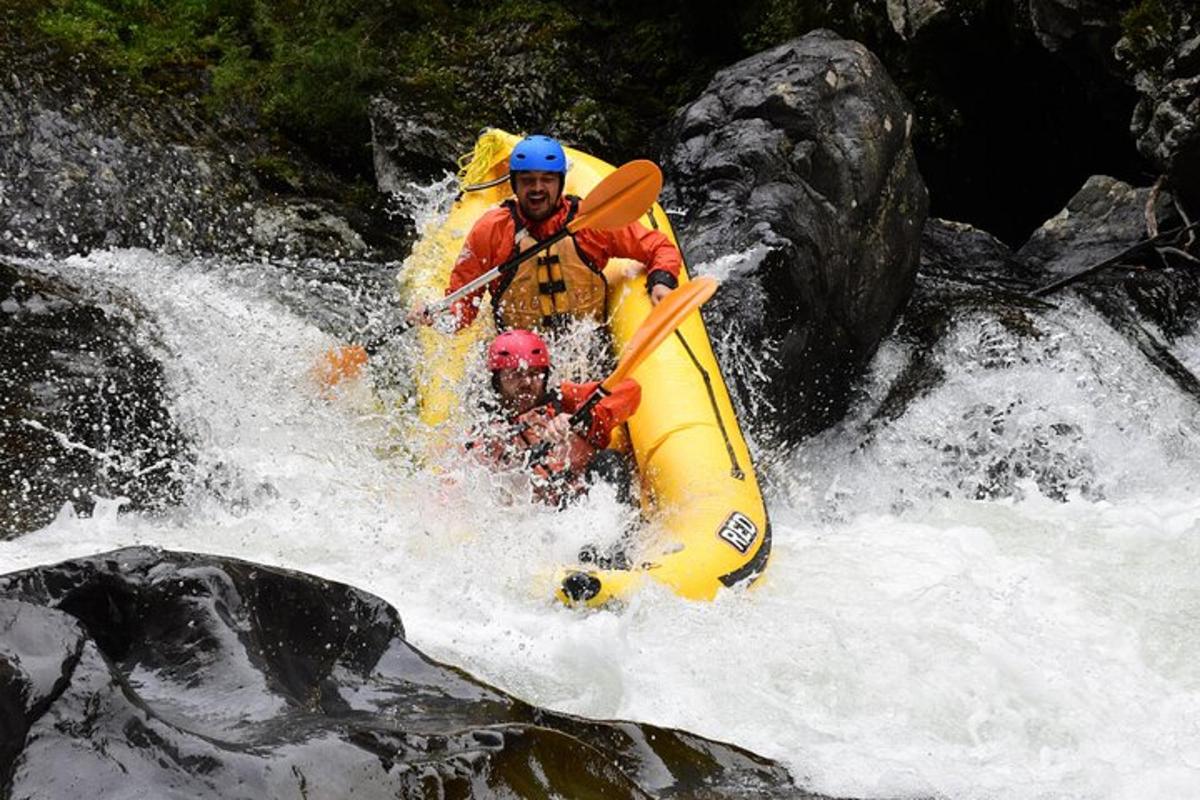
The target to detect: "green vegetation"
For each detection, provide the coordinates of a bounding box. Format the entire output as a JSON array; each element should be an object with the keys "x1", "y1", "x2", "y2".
[
  {"x1": 1118, "y1": 0, "x2": 1178, "y2": 75},
  {"x1": 26, "y1": 0, "x2": 769, "y2": 174},
  {"x1": 33, "y1": 0, "x2": 409, "y2": 171},
  {"x1": 21, "y1": 0, "x2": 1188, "y2": 193}
]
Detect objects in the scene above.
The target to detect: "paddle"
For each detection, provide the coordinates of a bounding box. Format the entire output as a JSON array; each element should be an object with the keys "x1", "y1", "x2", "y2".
[
  {"x1": 315, "y1": 160, "x2": 664, "y2": 390},
  {"x1": 568, "y1": 275, "x2": 718, "y2": 425},
  {"x1": 521, "y1": 275, "x2": 719, "y2": 466}
]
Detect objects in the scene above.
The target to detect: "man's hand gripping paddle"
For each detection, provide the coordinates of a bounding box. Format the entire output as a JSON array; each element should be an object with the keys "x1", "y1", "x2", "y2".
[{"x1": 314, "y1": 160, "x2": 665, "y2": 390}]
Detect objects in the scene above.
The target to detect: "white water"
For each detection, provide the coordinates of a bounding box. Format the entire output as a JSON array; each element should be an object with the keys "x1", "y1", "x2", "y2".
[{"x1": 3, "y1": 245, "x2": 1200, "y2": 800}]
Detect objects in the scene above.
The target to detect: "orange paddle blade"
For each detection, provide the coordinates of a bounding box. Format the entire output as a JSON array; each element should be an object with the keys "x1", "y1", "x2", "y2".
[
  {"x1": 314, "y1": 345, "x2": 368, "y2": 389},
  {"x1": 568, "y1": 160, "x2": 663, "y2": 233},
  {"x1": 604, "y1": 276, "x2": 718, "y2": 391}
]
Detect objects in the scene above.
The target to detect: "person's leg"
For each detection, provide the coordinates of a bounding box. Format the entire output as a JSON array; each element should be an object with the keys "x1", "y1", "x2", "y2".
[
  {"x1": 576, "y1": 449, "x2": 638, "y2": 569},
  {"x1": 584, "y1": 449, "x2": 635, "y2": 506}
]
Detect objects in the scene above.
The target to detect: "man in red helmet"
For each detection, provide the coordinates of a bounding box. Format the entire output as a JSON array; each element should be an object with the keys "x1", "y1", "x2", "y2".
[
  {"x1": 407, "y1": 134, "x2": 682, "y2": 335},
  {"x1": 467, "y1": 329, "x2": 641, "y2": 508}
]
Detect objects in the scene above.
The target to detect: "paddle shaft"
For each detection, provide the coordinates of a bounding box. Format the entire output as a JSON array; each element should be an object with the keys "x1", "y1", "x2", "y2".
[
  {"x1": 353, "y1": 160, "x2": 661, "y2": 360},
  {"x1": 363, "y1": 227, "x2": 571, "y2": 355}
]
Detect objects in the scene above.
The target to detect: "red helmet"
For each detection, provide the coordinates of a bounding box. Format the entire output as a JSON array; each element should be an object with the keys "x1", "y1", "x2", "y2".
[{"x1": 487, "y1": 330, "x2": 550, "y2": 371}]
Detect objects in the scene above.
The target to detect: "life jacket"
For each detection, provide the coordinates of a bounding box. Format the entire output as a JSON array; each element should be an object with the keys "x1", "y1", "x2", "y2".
[
  {"x1": 492, "y1": 196, "x2": 608, "y2": 332},
  {"x1": 465, "y1": 395, "x2": 598, "y2": 506}
]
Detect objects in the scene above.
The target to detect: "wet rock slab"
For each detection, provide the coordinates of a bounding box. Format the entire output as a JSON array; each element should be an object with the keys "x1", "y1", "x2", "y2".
[
  {"x1": 0, "y1": 261, "x2": 192, "y2": 538},
  {"x1": 0, "y1": 547, "x2": 840, "y2": 799}
]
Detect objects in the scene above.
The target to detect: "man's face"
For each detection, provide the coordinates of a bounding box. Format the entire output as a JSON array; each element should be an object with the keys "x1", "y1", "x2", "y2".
[
  {"x1": 495, "y1": 367, "x2": 547, "y2": 415},
  {"x1": 513, "y1": 171, "x2": 562, "y2": 222}
]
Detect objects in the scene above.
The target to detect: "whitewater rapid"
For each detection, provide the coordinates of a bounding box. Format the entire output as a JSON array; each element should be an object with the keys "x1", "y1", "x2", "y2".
[{"x1": 3, "y1": 244, "x2": 1199, "y2": 800}]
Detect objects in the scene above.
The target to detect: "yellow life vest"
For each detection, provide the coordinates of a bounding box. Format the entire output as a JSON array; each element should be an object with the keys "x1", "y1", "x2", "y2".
[{"x1": 493, "y1": 197, "x2": 608, "y2": 332}]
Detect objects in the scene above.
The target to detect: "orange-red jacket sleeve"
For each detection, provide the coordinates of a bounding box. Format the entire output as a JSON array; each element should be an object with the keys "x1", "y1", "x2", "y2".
[
  {"x1": 575, "y1": 220, "x2": 681, "y2": 281},
  {"x1": 559, "y1": 378, "x2": 641, "y2": 448},
  {"x1": 444, "y1": 209, "x2": 515, "y2": 330}
]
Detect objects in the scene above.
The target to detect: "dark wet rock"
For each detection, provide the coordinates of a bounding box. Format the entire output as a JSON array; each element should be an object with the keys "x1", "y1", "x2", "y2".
[
  {"x1": 251, "y1": 200, "x2": 370, "y2": 259},
  {"x1": 0, "y1": 34, "x2": 403, "y2": 262},
  {"x1": 0, "y1": 596, "x2": 86, "y2": 777},
  {"x1": 1123, "y1": 263, "x2": 1200, "y2": 340},
  {"x1": 1127, "y1": 26, "x2": 1200, "y2": 208},
  {"x1": 919, "y1": 218, "x2": 1039, "y2": 290},
  {"x1": 1081, "y1": 283, "x2": 1200, "y2": 401},
  {"x1": 663, "y1": 30, "x2": 928, "y2": 442},
  {"x1": 1017, "y1": 175, "x2": 1179, "y2": 279},
  {"x1": 1027, "y1": 0, "x2": 1128, "y2": 82},
  {"x1": 873, "y1": 185, "x2": 1200, "y2": 483},
  {"x1": 0, "y1": 262, "x2": 193, "y2": 538},
  {"x1": 870, "y1": 219, "x2": 1046, "y2": 426},
  {"x1": 0, "y1": 547, "x2": 830, "y2": 799},
  {"x1": 1018, "y1": 175, "x2": 1200, "y2": 402},
  {"x1": 1015, "y1": 175, "x2": 1200, "y2": 370},
  {"x1": 0, "y1": 48, "x2": 254, "y2": 258},
  {"x1": 812, "y1": 218, "x2": 1103, "y2": 504},
  {"x1": 369, "y1": 97, "x2": 470, "y2": 194},
  {"x1": 885, "y1": 0, "x2": 948, "y2": 41}
]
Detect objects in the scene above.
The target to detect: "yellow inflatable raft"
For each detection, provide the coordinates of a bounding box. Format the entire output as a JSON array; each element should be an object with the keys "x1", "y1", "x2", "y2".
[{"x1": 403, "y1": 129, "x2": 770, "y2": 608}]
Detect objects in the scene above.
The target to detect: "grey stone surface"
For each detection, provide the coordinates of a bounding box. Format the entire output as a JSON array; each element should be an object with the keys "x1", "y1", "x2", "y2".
[
  {"x1": 663, "y1": 30, "x2": 928, "y2": 441},
  {"x1": 0, "y1": 547, "x2": 829, "y2": 799},
  {"x1": 0, "y1": 261, "x2": 194, "y2": 538}
]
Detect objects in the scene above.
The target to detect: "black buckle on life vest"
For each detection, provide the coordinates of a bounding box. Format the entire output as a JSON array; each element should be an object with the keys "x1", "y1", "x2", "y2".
[
  {"x1": 538, "y1": 279, "x2": 567, "y2": 295},
  {"x1": 536, "y1": 254, "x2": 560, "y2": 266}
]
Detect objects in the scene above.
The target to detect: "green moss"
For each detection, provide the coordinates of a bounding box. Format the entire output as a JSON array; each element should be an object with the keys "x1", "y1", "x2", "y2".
[
  {"x1": 21, "y1": 0, "x2": 920, "y2": 178},
  {"x1": 33, "y1": 0, "x2": 400, "y2": 172},
  {"x1": 248, "y1": 154, "x2": 302, "y2": 192},
  {"x1": 1119, "y1": 0, "x2": 1174, "y2": 74}
]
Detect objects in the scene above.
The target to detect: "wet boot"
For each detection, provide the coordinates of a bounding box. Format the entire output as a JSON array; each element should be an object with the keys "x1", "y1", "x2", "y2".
[{"x1": 577, "y1": 449, "x2": 638, "y2": 568}]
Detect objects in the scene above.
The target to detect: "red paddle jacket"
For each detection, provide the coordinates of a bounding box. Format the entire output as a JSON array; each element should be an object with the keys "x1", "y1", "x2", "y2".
[
  {"x1": 445, "y1": 197, "x2": 681, "y2": 330},
  {"x1": 466, "y1": 378, "x2": 641, "y2": 498}
]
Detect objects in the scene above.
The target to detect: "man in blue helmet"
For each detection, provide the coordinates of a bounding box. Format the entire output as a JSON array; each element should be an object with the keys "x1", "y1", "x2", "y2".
[{"x1": 407, "y1": 134, "x2": 681, "y2": 334}]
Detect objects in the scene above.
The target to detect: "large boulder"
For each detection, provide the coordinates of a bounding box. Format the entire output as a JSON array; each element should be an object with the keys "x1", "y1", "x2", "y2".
[
  {"x1": 0, "y1": 547, "x2": 828, "y2": 799},
  {"x1": 662, "y1": 30, "x2": 928, "y2": 441},
  {"x1": 1125, "y1": 22, "x2": 1200, "y2": 208},
  {"x1": 0, "y1": 262, "x2": 193, "y2": 538}
]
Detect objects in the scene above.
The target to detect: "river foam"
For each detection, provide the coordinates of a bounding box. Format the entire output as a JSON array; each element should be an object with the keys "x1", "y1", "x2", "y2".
[{"x1": 3, "y1": 247, "x2": 1199, "y2": 800}]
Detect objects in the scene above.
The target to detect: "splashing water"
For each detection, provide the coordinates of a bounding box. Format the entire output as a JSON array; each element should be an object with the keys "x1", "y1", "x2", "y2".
[{"x1": 3, "y1": 230, "x2": 1200, "y2": 800}]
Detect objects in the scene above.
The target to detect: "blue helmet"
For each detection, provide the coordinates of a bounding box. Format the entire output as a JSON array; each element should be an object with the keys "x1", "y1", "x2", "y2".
[{"x1": 509, "y1": 135, "x2": 567, "y2": 174}]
